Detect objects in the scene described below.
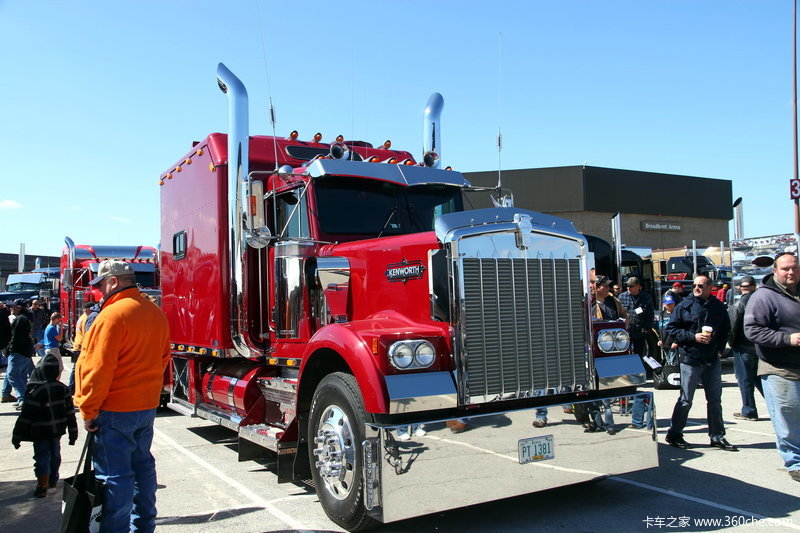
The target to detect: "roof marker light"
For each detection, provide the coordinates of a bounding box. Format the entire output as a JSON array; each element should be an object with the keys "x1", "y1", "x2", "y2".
[
  {"x1": 166, "y1": 173, "x2": 173, "y2": 179},
  {"x1": 387, "y1": 157, "x2": 398, "y2": 164},
  {"x1": 175, "y1": 166, "x2": 182, "y2": 173},
  {"x1": 402, "y1": 159, "x2": 415, "y2": 166},
  {"x1": 383, "y1": 140, "x2": 392, "y2": 149},
  {"x1": 368, "y1": 156, "x2": 380, "y2": 163},
  {"x1": 336, "y1": 134, "x2": 344, "y2": 143},
  {"x1": 184, "y1": 158, "x2": 192, "y2": 165},
  {"x1": 289, "y1": 130, "x2": 299, "y2": 140},
  {"x1": 209, "y1": 163, "x2": 216, "y2": 172},
  {"x1": 196, "y1": 148, "x2": 203, "y2": 156},
  {"x1": 313, "y1": 132, "x2": 322, "y2": 142}
]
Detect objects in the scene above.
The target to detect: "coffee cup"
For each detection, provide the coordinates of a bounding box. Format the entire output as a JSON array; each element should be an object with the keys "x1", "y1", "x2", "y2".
[{"x1": 702, "y1": 326, "x2": 713, "y2": 335}]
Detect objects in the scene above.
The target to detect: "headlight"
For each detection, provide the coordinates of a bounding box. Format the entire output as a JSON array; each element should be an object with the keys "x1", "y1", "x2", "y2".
[
  {"x1": 596, "y1": 328, "x2": 630, "y2": 353},
  {"x1": 415, "y1": 342, "x2": 436, "y2": 366},
  {"x1": 389, "y1": 342, "x2": 414, "y2": 369},
  {"x1": 388, "y1": 340, "x2": 437, "y2": 369}
]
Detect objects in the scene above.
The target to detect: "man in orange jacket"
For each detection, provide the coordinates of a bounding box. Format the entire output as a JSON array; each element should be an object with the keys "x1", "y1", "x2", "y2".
[{"x1": 74, "y1": 260, "x2": 170, "y2": 533}]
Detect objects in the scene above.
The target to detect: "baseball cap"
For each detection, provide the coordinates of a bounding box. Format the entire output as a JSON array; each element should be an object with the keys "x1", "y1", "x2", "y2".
[
  {"x1": 595, "y1": 275, "x2": 611, "y2": 286},
  {"x1": 739, "y1": 275, "x2": 756, "y2": 288},
  {"x1": 662, "y1": 294, "x2": 676, "y2": 305},
  {"x1": 625, "y1": 276, "x2": 641, "y2": 287},
  {"x1": 89, "y1": 259, "x2": 134, "y2": 286},
  {"x1": 12, "y1": 298, "x2": 25, "y2": 307},
  {"x1": 672, "y1": 282, "x2": 683, "y2": 289}
]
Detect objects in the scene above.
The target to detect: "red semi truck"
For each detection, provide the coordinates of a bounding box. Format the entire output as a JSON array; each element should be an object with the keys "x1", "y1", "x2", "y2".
[
  {"x1": 60, "y1": 237, "x2": 160, "y2": 341},
  {"x1": 159, "y1": 63, "x2": 657, "y2": 530}
]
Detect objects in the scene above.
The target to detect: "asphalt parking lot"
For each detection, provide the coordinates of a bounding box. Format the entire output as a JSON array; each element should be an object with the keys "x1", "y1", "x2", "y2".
[{"x1": 1, "y1": 358, "x2": 798, "y2": 533}]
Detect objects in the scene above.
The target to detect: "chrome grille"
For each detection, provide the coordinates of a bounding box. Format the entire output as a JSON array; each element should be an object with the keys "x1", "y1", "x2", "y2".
[{"x1": 460, "y1": 257, "x2": 588, "y2": 404}]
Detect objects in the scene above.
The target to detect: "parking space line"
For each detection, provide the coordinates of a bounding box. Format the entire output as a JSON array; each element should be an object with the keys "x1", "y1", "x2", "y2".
[
  {"x1": 153, "y1": 428, "x2": 312, "y2": 531},
  {"x1": 610, "y1": 476, "x2": 800, "y2": 530}
]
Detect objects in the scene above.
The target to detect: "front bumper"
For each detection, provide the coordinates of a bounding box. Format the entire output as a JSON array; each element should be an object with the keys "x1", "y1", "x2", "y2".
[{"x1": 363, "y1": 391, "x2": 657, "y2": 523}]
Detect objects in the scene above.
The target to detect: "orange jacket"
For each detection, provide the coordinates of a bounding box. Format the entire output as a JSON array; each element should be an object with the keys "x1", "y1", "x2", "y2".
[
  {"x1": 74, "y1": 287, "x2": 170, "y2": 420},
  {"x1": 73, "y1": 312, "x2": 89, "y2": 351}
]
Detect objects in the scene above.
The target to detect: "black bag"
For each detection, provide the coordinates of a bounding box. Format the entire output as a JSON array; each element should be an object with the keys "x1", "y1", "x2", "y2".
[
  {"x1": 62, "y1": 433, "x2": 104, "y2": 533},
  {"x1": 653, "y1": 361, "x2": 681, "y2": 390}
]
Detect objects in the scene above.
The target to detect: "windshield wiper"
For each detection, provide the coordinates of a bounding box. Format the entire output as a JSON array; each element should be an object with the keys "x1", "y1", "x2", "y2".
[{"x1": 377, "y1": 207, "x2": 398, "y2": 238}]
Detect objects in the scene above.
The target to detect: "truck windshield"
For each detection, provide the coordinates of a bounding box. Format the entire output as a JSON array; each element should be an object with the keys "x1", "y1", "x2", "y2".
[
  {"x1": 314, "y1": 177, "x2": 463, "y2": 238},
  {"x1": 135, "y1": 272, "x2": 156, "y2": 288},
  {"x1": 5, "y1": 282, "x2": 41, "y2": 292}
]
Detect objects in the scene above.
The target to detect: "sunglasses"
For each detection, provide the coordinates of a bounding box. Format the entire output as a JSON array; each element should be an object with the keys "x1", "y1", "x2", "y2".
[{"x1": 692, "y1": 284, "x2": 705, "y2": 288}]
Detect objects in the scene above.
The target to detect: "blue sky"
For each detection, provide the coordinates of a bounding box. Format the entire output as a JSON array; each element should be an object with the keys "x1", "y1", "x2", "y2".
[{"x1": 0, "y1": 1, "x2": 795, "y2": 257}]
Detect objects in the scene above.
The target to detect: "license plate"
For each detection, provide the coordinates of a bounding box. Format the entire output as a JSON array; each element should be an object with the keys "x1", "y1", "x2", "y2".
[{"x1": 518, "y1": 435, "x2": 555, "y2": 464}]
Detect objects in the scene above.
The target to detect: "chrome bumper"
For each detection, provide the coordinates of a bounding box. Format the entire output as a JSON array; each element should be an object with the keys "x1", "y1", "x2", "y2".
[{"x1": 364, "y1": 391, "x2": 657, "y2": 523}]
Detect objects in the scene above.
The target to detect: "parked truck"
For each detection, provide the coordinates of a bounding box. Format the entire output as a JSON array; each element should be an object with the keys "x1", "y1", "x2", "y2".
[
  {"x1": 159, "y1": 64, "x2": 658, "y2": 531},
  {"x1": 730, "y1": 233, "x2": 800, "y2": 303},
  {"x1": 60, "y1": 237, "x2": 160, "y2": 341}
]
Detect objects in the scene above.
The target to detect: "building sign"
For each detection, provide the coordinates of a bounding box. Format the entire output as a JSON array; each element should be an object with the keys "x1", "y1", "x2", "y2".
[{"x1": 641, "y1": 220, "x2": 682, "y2": 232}]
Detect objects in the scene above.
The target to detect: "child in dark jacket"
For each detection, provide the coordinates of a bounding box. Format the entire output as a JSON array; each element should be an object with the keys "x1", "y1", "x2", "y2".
[{"x1": 12, "y1": 353, "x2": 78, "y2": 497}]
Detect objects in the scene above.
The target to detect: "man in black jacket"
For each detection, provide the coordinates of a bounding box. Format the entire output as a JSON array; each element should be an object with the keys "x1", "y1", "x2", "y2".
[
  {"x1": 665, "y1": 275, "x2": 736, "y2": 451},
  {"x1": 728, "y1": 276, "x2": 761, "y2": 421},
  {"x1": 4, "y1": 299, "x2": 36, "y2": 409}
]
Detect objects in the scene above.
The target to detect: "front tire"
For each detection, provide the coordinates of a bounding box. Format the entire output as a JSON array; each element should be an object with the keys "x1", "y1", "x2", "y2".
[{"x1": 308, "y1": 372, "x2": 377, "y2": 532}]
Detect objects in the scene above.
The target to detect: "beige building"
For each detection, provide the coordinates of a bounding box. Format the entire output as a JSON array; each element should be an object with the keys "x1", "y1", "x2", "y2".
[{"x1": 464, "y1": 165, "x2": 732, "y2": 250}]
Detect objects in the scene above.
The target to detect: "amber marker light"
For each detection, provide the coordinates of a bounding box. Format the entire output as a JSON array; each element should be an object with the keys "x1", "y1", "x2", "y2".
[
  {"x1": 403, "y1": 159, "x2": 415, "y2": 166},
  {"x1": 269, "y1": 358, "x2": 277, "y2": 365},
  {"x1": 383, "y1": 140, "x2": 392, "y2": 149},
  {"x1": 184, "y1": 158, "x2": 192, "y2": 165},
  {"x1": 159, "y1": 180, "x2": 164, "y2": 186},
  {"x1": 313, "y1": 132, "x2": 322, "y2": 142},
  {"x1": 336, "y1": 135, "x2": 344, "y2": 142},
  {"x1": 387, "y1": 157, "x2": 398, "y2": 164},
  {"x1": 289, "y1": 130, "x2": 299, "y2": 140},
  {"x1": 368, "y1": 156, "x2": 380, "y2": 163},
  {"x1": 209, "y1": 163, "x2": 216, "y2": 172},
  {"x1": 196, "y1": 148, "x2": 203, "y2": 156},
  {"x1": 166, "y1": 173, "x2": 173, "y2": 179},
  {"x1": 287, "y1": 359, "x2": 297, "y2": 367},
  {"x1": 175, "y1": 166, "x2": 182, "y2": 172},
  {"x1": 372, "y1": 338, "x2": 379, "y2": 355},
  {"x1": 445, "y1": 166, "x2": 453, "y2": 171}
]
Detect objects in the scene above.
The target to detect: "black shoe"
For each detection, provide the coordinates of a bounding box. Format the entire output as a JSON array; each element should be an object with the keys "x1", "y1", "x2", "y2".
[
  {"x1": 607, "y1": 428, "x2": 617, "y2": 435},
  {"x1": 666, "y1": 436, "x2": 692, "y2": 449},
  {"x1": 710, "y1": 438, "x2": 738, "y2": 451},
  {"x1": 34, "y1": 485, "x2": 47, "y2": 498},
  {"x1": 789, "y1": 471, "x2": 800, "y2": 482},
  {"x1": 733, "y1": 412, "x2": 758, "y2": 421}
]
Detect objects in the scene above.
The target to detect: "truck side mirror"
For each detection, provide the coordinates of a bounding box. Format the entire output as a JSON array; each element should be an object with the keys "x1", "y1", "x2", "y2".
[{"x1": 246, "y1": 179, "x2": 271, "y2": 249}]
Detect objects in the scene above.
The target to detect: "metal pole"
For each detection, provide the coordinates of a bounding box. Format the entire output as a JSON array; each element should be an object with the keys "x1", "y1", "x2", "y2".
[
  {"x1": 794, "y1": 0, "x2": 799, "y2": 232},
  {"x1": 692, "y1": 240, "x2": 698, "y2": 278}
]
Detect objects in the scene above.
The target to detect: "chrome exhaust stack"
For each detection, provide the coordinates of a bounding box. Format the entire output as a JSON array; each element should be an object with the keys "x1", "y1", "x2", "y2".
[
  {"x1": 216, "y1": 63, "x2": 256, "y2": 358},
  {"x1": 422, "y1": 93, "x2": 443, "y2": 168}
]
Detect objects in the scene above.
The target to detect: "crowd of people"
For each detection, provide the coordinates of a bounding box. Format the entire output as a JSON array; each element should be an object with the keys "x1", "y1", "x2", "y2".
[
  {"x1": 589, "y1": 254, "x2": 800, "y2": 482},
  {"x1": 2, "y1": 259, "x2": 171, "y2": 532}
]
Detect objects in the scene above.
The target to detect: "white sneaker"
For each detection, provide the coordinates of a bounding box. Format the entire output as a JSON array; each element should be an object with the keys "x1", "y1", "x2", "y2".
[
  {"x1": 396, "y1": 429, "x2": 411, "y2": 441},
  {"x1": 413, "y1": 426, "x2": 427, "y2": 437}
]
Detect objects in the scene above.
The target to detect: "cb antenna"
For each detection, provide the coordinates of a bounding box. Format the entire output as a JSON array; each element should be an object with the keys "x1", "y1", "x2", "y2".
[
  {"x1": 255, "y1": 0, "x2": 279, "y2": 171},
  {"x1": 496, "y1": 32, "x2": 503, "y2": 197}
]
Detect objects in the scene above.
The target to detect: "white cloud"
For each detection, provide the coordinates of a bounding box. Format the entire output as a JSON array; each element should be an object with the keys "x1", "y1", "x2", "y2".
[{"x1": 0, "y1": 199, "x2": 23, "y2": 210}]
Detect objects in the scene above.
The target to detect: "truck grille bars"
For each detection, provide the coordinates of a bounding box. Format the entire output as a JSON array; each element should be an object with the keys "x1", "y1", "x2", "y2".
[{"x1": 460, "y1": 257, "x2": 588, "y2": 404}]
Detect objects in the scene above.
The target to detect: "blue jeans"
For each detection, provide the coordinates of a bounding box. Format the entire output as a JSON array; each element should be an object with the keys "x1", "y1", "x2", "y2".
[
  {"x1": 94, "y1": 409, "x2": 158, "y2": 533},
  {"x1": 33, "y1": 328, "x2": 46, "y2": 357},
  {"x1": 33, "y1": 438, "x2": 62, "y2": 479},
  {"x1": 5, "y1": 353, "x2": 34, "y2": 405},
  {"x1": 667, "y1": 358, "x2": 725, "y2": 441},
  {"x1": 733, "y1": 350, "x2": 763, "y2": 418},
  {"x1": 761, "y1": 375, "x2": 800, "y2": 472},
  {"x1": 631, "y1": 396, "x2": 653, "y2": 429},
  {"x1": 589, "y1": 400, "x2": 614, "y2": 429},
  {"x1": 535, "y1": 407, "x2": 548, "y2": 421}
]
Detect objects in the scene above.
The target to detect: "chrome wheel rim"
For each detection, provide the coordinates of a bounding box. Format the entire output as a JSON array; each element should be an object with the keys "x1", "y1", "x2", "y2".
[{"x1": 312, "y1": 404, "x2": 356, "y2": 500}]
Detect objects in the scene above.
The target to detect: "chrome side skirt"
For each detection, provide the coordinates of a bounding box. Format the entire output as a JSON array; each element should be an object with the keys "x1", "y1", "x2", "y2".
[{"x1": 364, "y1": 392, "x2": 657, "y2": 523}]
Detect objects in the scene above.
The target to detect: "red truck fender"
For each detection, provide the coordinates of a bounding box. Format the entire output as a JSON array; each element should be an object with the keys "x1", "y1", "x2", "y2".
[{"x1": 299, "y1": 323, "x2": 389, "y2": 414}]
